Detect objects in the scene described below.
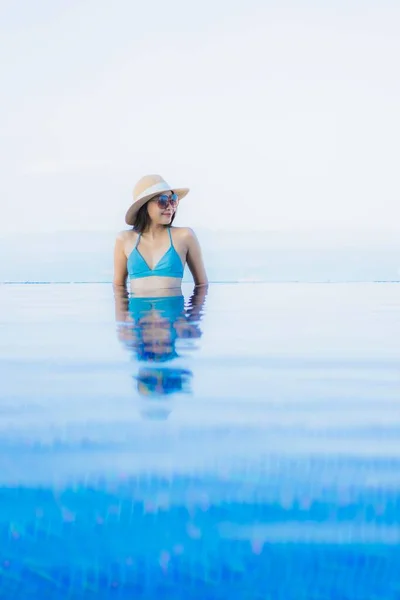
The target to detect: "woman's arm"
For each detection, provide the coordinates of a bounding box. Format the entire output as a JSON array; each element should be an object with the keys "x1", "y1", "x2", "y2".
[
  {"x1": 173, "y1": 283, "x2": 208, "y2": 339},
  {"x1": 113, "y1": 285, "x2": 137, "y2": 346},
  {"x1": 113, "y1": 281, "x2": 129, "y2": 323},
  {"x1": 186, "y1": 284, "x2": 208, "y2": 321},
  {"x1": 112, "y1": 235, "x2": 133, "y2": 343},
  {"x1": 185, "y1": 229, "x2": 208, "y2": 287}
]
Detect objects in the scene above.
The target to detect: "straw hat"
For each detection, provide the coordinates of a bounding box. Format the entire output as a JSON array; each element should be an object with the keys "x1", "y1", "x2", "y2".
[{"x1": 125, "y1": 174, "x2": 190, "y2": 225}]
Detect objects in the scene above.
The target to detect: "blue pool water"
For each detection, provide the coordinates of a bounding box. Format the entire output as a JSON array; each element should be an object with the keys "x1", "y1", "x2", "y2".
[{"x1": 0, "y1": 282, "x2": 399, "y2": 599}]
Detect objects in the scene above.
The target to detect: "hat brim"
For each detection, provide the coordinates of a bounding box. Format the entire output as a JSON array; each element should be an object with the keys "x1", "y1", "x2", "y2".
[{"x1": 125, "y1": 187, "x2": 190, "y2": 226}]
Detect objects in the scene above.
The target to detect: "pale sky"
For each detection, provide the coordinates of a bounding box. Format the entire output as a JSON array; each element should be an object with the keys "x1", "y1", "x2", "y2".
[{"x1": 1, "y1": 0, "x2": 400, "y2": 234}]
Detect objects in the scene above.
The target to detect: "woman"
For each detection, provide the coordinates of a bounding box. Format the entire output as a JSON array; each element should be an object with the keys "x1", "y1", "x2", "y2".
[{"x1": 113, "y1": 174, "x2": 208, "y2": 293}]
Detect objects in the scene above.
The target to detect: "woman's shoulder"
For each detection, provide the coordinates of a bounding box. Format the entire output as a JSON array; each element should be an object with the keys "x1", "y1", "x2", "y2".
[
  {"x1": 115, "y1": 229, "x2": 138, "y2": 254},
  {"x1": 170, "y1": 226, "x2": 196, "y2": 239},
  {"x1": 116, "y1": 228, "x2": 137, "y2": 241}
]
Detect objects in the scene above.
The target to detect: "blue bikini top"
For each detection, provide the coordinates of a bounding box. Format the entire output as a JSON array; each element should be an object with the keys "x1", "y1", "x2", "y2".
[{"x1": 127, "y1": 228, "x2": 184, "y2": 280}]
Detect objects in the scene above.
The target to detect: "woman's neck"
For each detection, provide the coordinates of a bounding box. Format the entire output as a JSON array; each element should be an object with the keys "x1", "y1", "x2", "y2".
[{"x1": 142, "y1": 224, "x2": 168, "y2": 240}]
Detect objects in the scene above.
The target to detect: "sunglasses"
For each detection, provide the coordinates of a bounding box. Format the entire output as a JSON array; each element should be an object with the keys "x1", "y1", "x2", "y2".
[{"x1": 156, "y1": 193, "x2": 179, "y2": 209}]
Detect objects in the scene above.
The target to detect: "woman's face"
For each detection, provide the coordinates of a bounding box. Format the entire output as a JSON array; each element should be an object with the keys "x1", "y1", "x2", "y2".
[{"x1": 147, "y1": 191, "x2": 178, "y2": 225}]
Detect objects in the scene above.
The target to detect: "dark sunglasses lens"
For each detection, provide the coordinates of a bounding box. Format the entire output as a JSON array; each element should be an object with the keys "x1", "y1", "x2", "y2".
[
  {"x1": 157, "y1": 194, "x2": 178, "y2": 208},
  {"x1": 158, "y1": 198, "x2": 168, "y2": 208}
]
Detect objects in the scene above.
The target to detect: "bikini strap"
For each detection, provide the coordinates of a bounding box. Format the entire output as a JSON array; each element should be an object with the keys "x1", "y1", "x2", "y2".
[
  {"x1": 168, "y1": 227, "x2": 173, "y2": 247},
  {"x1": 134, "y1": 232, "x2": 141, "y2": 248}
]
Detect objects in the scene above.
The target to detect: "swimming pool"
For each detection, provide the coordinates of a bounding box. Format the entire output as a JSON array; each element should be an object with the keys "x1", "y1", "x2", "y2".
[{"x1": 0, "y1": 282, "x2": 399, "y2": 598}]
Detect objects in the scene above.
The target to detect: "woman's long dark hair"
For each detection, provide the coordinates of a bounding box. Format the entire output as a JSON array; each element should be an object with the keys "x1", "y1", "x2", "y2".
[{"x1": 133, "y1": 199, "x2": 176, "y2": 234}]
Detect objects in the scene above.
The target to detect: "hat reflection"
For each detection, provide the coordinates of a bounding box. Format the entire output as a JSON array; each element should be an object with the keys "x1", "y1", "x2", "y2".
[{"x1": 135, "y1": 367, "x2": 193, "y2": 420}]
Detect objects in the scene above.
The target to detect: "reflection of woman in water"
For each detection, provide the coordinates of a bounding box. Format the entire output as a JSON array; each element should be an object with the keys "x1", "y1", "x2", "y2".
[
  {"x1": 114, "y1": 285, "x2": 207, "y2": 401},
  {"x1": 113, "y1": 174, "x2": 208, "y2": 411},
  {"x1": 114, "y1": 287, "x2": 206, "y2": 357}
]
